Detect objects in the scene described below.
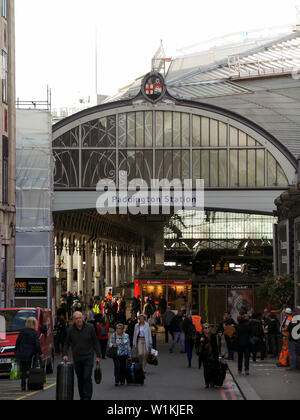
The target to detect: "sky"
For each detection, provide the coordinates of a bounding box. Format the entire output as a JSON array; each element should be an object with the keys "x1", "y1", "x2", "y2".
[{"x1": 15, "y1": 0, "x2": 300, "y2": 109}]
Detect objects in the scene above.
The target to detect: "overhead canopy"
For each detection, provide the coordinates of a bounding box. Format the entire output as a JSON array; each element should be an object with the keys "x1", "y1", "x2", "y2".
[{"x1": 104, "y1": 31, "x2": 300, "y2": 159}]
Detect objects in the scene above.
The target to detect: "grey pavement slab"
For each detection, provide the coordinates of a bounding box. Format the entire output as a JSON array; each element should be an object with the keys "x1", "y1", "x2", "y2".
[{"x1": 228, "y1": 358, "x2": 300, "y2": 400}]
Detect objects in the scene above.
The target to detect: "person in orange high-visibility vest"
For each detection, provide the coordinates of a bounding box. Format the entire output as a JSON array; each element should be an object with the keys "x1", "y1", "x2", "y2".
[
  {"x1": 277, "y1": 308, "x2": 293, "y2": 367},
  {"x1": 191, "y1": 315, "x2": 203, "y2": 334}
]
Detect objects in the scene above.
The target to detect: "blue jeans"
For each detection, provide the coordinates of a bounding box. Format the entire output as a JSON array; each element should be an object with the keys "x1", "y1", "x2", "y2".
[
  {"x1": 185, "y1": 340, "x2": 194, "y2": 365},
  {"x1": 170, "y1": 332, "x2": 184, "y2": 352},
  {"x1": 288, "y1": 341, "x2": 300, "y2": 370}
]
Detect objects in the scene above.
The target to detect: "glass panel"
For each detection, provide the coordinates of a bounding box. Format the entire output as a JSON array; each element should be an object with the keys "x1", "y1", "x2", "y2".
[
  {"x1": 193, "y1": 150, "x2": 201, "y2": 182},
  {"x1": 219, "y1": 122, "x2": 227, "y2": 147},
  {"x1": 118, "y1": 114, "x2": 127, "y2": 147},
  {"x1": 156, "y1": 111, "x2": 164, "y2": 146},
  {"x1": 182, "y1": 150, "x2": 190, "y2": 180},
  {"x1": 182, "y1": 113, "x2": 190, "y2": 146},
  {"x1": 143, "y1": 151, "x2": 153, "y2": 185},
  {"x1": 164, "y1": 151, "x2": 173, "y2": 181},
  {"x1": 267, "y1": 152, "x2": 277, "y2": 186},
  {"x1": 201, "y1": 150, "x2": 209, "y2": 188},
  {"x1": 135, "y1": 150, "x2": 144, "y2": 179},
  {"x1": 210, "y1": 150, "x2": 219, "y2": 187},
  {"x1": 239, "y1": 130, "x2": 247, "y2": 147},
  {"x1": 248, "y1": 136, "x2": 256, "y2": 147},
  {"x1": 164, "y1": 112, "x2": 172, "y2": 147},
  {"x1": 219, "y1": 150, "x2": 227, "y2": 187},
  {"x1": 126, "y1": 151, "x2": 136, "y2": 181},
  {"x1": 230, "y1": 127, "x2": 238, "y2": 146},
  {"x1": 277, "y1": 164, "x2": 288, "y2": 187},
  {"x1": 201, "y1": 117, "x2": 209, "y2": 147},
  {"x1": 127, "y1": 113, "x2": 135, "y2": 147},
  {"x1": 210, "y1": 120, "x2": 219, "y2": 147},
  {"x1": 192, "y1": 115, "x2": 200, "y2": 147},
  {"x1": 145, "y1": 112, "x2": 153, "y2": 146},
  {"x1": 173, "y1": 113, "x2": 181, "y2": 147},
  {"x1": 256, "y1": 149, "x2": 265, "y2": 187},
  {"x1": 155, "y1": 150, "x2": 164, "y2": 179},
  {"x1": 239, "y1": 150, "x2": 247, "y2": 187},
  {"x1": 248, "y1": 150, "x2": 256, "y2": 187},
  {"x1": 173, "y1": 150, "x2": 181, "y2": 179},
  {"x1": 136, "y1": 112, "x2": 144, "y2": 147},
  {"x1": 230, "y1": 150, "x2": 238, "y2": 187}
]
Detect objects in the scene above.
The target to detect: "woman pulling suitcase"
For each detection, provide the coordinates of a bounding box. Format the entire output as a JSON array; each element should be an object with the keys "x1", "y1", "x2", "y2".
[
  {"x1": 15, "y1": 317, "x2": 42, "y2": 391},
  {"x1": 108, "y1": 324, "x2": 132, "y2": 386}
]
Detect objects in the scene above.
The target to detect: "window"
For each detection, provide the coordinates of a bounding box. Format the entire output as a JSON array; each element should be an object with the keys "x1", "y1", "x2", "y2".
[
  {"x1": 1, "y1": 0, "x2": 7, "y2": 19},
  {"x1": 2, "y1": 135, "x2": 8, "y2": 204},
  {"x1": 2, "y1": 50, "x2": 8, "y2": 103}
]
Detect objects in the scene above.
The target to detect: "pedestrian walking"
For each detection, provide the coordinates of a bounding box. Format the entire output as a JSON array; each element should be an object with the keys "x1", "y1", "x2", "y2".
[
  {"x1": 198, "y1": 324, "x2": 219, "y2": 388},
  {"x1": 54, "y1": 314, "x2": 68, "y2": 356},
  {"x1": 132, "y1": 314, "x2": 152, "y2": 372},
  {"x1": 97, "y1": 317, "x2": 110, "y2": 359},
  {"x1": 249, "y1": 313, "x2": 265, "y2": 362},
  {"x1": 286, "y1": 313, "x2": 300, "y2": 371},
  {"x1": 108, "y1": 324, "x2": 131, "y2": 386},
  {"x1": 162, "y1": 307, "x2": 175, "y2": 344},
  {"x1": 277, "y1": 308, "x2": 293, "y2": 367},
  {"x1": 15, "y1": 317, "x2": 42, "y2": 391},
  {"x1": 217, "y1": 312, "x2": 236, "y2": 360},
  {"x1": 87, "y1": 304, "x2": 95, "y2": 325},
  {"x1": 126, "y1": 313, "x2": 138, "y2": 348},
  {"x1": 169, "y1": 310, "x2": 185, "y2": 353},
  {"x1": 63, "y1": 312, "x2": 101, "y2": 401},
  {"x1": 182, "y1": 316, "x2": 196, "y2": 368},
  {"x1": 266, "y1": 312, "x2": 280, "y2": 357},
  {"x1": 236, "y1": 314, "x2": 252, "y2": 375}
]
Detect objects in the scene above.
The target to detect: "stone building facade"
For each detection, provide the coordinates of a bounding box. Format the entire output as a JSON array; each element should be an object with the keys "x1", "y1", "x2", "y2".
[{"x1": 0, "y1": 0, "x2": 16, "y2": 308}]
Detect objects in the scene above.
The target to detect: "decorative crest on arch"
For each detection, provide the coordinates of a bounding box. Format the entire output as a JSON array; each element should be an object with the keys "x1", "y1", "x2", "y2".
[{"x1": 141, "y1": 71, "x2": 166, "y2": 103}]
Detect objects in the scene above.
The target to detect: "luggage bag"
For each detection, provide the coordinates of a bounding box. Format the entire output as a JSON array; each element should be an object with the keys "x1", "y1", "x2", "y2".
[
  {"x1": 56, "y1": 361, "x2": 75, "y2": 400},
  {"x1": 28, "y1": 358, "x2": 44, "y2": 391},
  {"x1": 126, "y1": 361, "x2": 144, "y2": 385},
  {"x1": 213, "y1": 359, "x2": 228, "y2": 387}
]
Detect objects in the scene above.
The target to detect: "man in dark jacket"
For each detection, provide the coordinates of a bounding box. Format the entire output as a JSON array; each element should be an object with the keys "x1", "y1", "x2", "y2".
[
  {"x1": 63, "y1": 312, "x2": 101, "y2": 401},
  {"x1": 169, "y1": 311, "x2": 184, "y2": 353}
]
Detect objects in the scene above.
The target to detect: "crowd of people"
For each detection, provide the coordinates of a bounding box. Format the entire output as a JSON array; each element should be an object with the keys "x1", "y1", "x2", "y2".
[{"x1": 14, "y1": 287, "x2": 300, "y2": 399}]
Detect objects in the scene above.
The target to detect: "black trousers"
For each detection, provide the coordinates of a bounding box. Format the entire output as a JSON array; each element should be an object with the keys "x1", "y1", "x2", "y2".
[
  {"x1": 113, "y1": 355, "x2": 128, "y2": 384},
  {"x1": 99, "y1": 339, "x2": 108, "y2": 358},
  {"x1": 74, "y1": 357, "x2": 94, "y2": 401},
  {"x1": 20, "y1": 361, "x2": 30, "y2": 389}
]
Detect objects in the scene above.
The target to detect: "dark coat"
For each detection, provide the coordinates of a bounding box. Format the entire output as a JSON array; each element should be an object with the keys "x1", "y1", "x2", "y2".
[
  {"x1": 15, "y1": 328, "x2": 42, "y2": 362},
  {"x1": 198, "y1": 333, "x2": 219, "y2": 362},
  {"x1": 236, "y1": 320, "x2": 252, "y2": 348},
  {"x1": 63, "y1": 322, "x2": 101, "y2": 362}
]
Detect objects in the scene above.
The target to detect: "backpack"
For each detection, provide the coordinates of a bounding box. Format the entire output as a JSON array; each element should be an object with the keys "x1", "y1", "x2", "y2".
[
  {"x1": 100, "y1": 324, "x2": 108, "y2": 337},
  {"x1": 224, "y1": 325, "x2": 236, "y2": 339}
]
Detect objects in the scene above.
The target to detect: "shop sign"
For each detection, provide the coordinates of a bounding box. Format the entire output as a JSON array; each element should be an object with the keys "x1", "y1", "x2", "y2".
[{"x1": 15, "y1": 278, "x2": 48, "y2": 298}]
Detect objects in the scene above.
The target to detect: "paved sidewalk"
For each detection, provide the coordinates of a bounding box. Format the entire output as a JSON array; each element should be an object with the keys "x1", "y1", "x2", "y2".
[{"x1": 228, "y1": 358, "x2": 300, "y2": 400}]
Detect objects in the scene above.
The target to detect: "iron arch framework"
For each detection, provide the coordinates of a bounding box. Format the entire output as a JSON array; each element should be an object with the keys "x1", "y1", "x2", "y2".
[{"x1": 52, "y1": 97, "x2": 296, "y2": 192}]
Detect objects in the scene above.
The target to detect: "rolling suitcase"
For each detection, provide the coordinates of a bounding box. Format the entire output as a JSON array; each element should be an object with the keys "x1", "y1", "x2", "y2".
[
  {"x1": 28, "y1": 358, "x2": 45, "y2": 391},
  {"x1": 213, "y1": 359, "x2": 228, "y2": 387},
  {"x1": 56, "y1": 361, "x2": 75, "y2": 400},
  {"x1": 126, "y1": 361, "x2": 144, "y2": 385}
]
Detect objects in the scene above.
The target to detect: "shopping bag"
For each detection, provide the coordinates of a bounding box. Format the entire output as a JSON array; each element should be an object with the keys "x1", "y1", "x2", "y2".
[{"x1": 10, "y1": 360, "x2": 20, "y2": 380}]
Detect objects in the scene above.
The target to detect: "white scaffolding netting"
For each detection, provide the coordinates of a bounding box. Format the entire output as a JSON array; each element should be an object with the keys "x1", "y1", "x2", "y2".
[{"x1": 16, "y1": 109, "x2": 54, "y2": 281}]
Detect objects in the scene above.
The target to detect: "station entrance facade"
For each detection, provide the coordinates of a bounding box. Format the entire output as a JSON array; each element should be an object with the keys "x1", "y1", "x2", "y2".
[{"x1": 52, "y1": 74, "x2": 296, "y2": 314}]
